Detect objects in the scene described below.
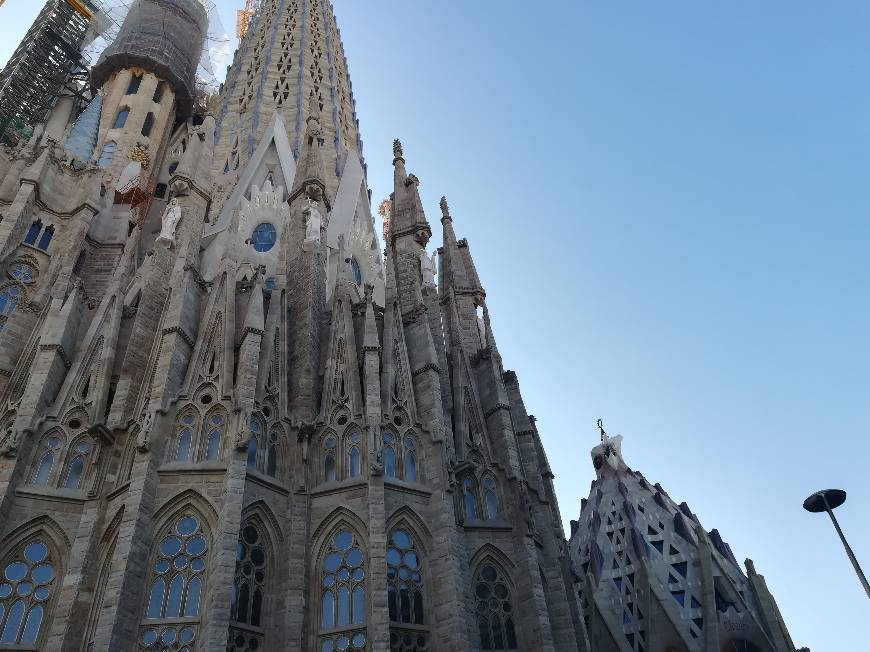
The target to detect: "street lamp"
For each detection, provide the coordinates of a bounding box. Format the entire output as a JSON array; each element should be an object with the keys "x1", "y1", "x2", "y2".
[{"x1": 803, "y1": 489, "x2": 870, "y2": 599}]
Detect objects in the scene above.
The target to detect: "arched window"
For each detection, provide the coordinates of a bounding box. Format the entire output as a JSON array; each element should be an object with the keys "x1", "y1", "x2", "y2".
[
  {"x1": 483, "y1": 476, "x2": 500, "y2": 520},
  {"x1": 174, "y1": 413, "x2": 196, "y2": 462},
  {"x1": 31, "y1": 434, "x2": 63, "y2": 485},
  {"x1": 141, "y1": 112, "x2": 155, "y2": 137},
  {"x1": 23, "y1": 220, "x2": 41, "y2": 245},
  {"x1": 229, "y1": 521, "x2": 268, "y2": 650},
  {"x1": 387, "y1": 529, "x2": 425, "y2": 628},
  {"x1": 126, "y1": 74, "x2": 142, "y2": 95},
  {"x1": 246, "y1": 420, "x2": 260, "y2": 469},
  {"x1": 319, "y1": 529, "x2": 366, "y2": 651},
  {"x1": 346, "y1": 432, "x2": 361, "y2": 478},
  {"x1": 113, "y1": 108, "x2": 130, "y2": 130},
  {"x1": 463, "y1": 477, "x2": 479, "y2": 521},
  {"x1": 265, "y1": 428, "x2": 278, "y2": 478},
  {"x1": 97, "y1": 142, "x2": 116, "y2": 169},
  {"x1": 0, "y1": 539, "x2": 56, "y2": 646},
  {"x1": 0, "y1": 285, "x2": 22, "y2": 334},
  {"x1": 62, "y1": 438, "x2": 93, "y2": 489},
  {"x1": 474, "y1": 563, "x2": 517, "y2": 650},
  {"x1": 382, "y1": 431, "x2": 397, "y2": 479},
  {"x1": 141, "y1": 514, "x2": 208, "y2": 649},
  {"x1": 152, "y1": 83, "x2": 164, "y2": 104},
  {"x1": 203, "y1": 412, "x2": 223, "y2": 461},
  {"x1": 10, "y1": 264, "x2": 33, "y2": 282},
  {"x1": 403, "y1": 435, "x2": 417, "y2": 483},
  {"x1": 36, "y1": 225, "x2": 53, "y2": 252},
  {"x1": 324, "y1": 436, "x2": 337, "y2": 482}
]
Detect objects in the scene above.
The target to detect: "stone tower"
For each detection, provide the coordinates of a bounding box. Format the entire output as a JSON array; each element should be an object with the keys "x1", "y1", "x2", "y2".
[
  {"x1": 0, "y1": 2, "x2": 585, "y2": 652},
  {"x1": 569, "y1": 425, "x2": 804, "y2": 652},
  {"x1": 209, "y1": 0, "x2": 380, "y2": 301}
]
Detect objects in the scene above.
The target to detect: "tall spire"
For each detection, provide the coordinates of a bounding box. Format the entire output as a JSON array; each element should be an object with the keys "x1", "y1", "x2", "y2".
[
  {"x1": 214, "y1": 0, "x2": 364, "y2": 197},
  {"x1": 389, "y1": 139, "x2": 431, "y2": 245}
]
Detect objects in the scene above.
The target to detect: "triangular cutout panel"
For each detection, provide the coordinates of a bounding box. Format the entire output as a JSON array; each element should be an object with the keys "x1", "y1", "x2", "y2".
[{"x1": 204, "y1": 113, "x2": 297, "y2": 239}]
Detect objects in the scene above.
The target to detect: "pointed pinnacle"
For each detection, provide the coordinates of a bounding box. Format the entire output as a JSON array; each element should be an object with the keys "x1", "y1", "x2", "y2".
[
  {"x1": 393, "y1": 138, "x2": 404, "y2": 161},
  {"x1": 439, "y1": 196, "x2": 450, "y2": 219}
]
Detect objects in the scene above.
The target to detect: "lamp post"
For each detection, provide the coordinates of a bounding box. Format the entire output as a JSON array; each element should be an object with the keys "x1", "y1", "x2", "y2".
[{"x1": 803, "y1": 489, "x2": 870, "y2": 599}]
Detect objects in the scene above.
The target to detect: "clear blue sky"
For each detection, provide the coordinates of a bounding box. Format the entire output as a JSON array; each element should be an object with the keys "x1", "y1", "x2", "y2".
[{"x1": 3, "y1": 1, "x2": 868, "y2": 649}]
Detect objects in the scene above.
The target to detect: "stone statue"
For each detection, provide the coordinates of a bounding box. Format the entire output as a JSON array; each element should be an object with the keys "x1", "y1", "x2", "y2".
[
  {"x1": 303, "y1": 198, "x2": 322, "y2": 244},
  {"x1": 421, "y1": 250, "x2": 437, "y2": 286},
  {"x1": 476, "y1": 316, "x2": 487, "y2": 348},
  {"x1": 234, "y1": 409, "x2": 252, "y2": 451},
  {"x1": 0, "y1": 428, "x2": 21, "y2": 458},
  {"x1": 137, "y1": 411, "x2": 154, "y2": 452},
  {"x1": 157, "y1": 198, "x2": 183, "y2": 245}
]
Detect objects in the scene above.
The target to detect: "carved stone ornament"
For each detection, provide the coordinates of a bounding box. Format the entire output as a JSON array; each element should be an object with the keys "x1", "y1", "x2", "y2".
[
  {"x1": 137, "y1": 411, "x2": 155, "y2": 452},
  {"x1": 421, "y1": 250, "x2": 436, "y2": 286},
  {"x1": 0, "y1": 428, "x2": 21, "y2": 458},
  {"x1": 234, "y1": 409, "x2": 252, "y2": 451},
  {"x1": 413, "y1": 229, "x2": 430, "y2": 247}
]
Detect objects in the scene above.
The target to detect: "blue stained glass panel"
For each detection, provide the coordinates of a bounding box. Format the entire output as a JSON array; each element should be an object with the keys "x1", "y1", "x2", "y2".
[{"x1": 251, "y1": 223, "x2": 277, "y2": 252}]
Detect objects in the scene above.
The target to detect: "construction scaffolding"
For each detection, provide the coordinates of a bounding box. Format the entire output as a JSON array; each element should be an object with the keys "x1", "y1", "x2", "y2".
[
  {"x1": 0, "y1": 0, "x2": 103, "y2": 144},
  {"x1": 0, "y1": 0, "x2": 230, "y2": 144}
]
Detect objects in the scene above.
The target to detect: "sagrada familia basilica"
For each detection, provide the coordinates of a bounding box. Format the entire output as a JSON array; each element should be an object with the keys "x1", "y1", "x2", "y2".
[{"x1": 0, "y1": 1, "x2": 807, "y2": 650}]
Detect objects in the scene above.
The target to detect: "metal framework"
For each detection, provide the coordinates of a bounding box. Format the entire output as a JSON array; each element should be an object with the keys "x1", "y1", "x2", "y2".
[{"x1": 0, "y1": 0, "x2": 101, "y2": 144}]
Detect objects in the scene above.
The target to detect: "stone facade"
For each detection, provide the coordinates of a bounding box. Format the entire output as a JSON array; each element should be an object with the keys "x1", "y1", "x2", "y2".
[
  {"x1": 568, "y1": 427, "x2": 805, "y2": 652},
  {"x1": 0, "y1": 1, "x2": 585, "y2": 651}
]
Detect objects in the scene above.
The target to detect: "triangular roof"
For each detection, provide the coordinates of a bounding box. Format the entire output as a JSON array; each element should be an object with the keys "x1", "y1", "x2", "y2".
[{"x1": 204, "y1": 113, "x2": 297, "y2": 239}]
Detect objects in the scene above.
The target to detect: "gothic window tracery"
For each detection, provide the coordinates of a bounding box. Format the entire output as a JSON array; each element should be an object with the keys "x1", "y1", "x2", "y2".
[
  {"x1": 387, "y1": 529, "x2": 426, "y2": 636},
  {"x1": 228, "y1": 521, "x2": 268, "y2": 651},
  {"x1": 0, "y1": 539, "x2": 56, "y2": 647},
  {"x1": 31, "y1": 434, "x2": 63, "y2": 485},
  {"x1": 346, "y1": 431, "x2": 361, "y2": 478},
  {"x1": 318, "y1": 528, "x2": 366, "y2": 652},
  {"x1": 61, "y1": 437, "x2": 93, "y2": 489},
  {"x1": 461, "y1": 472, "x2": 502, "y2": 523},
  {"x1": 0, "y1": 284, "x2": 22, "y2": 335},
  {"x1": 202, "y1": 411, "x2": 224, "y2": 461},
  {"x1": 174, "y1": 413, "x2": 196, "y2": 462},
  {"x1": 323, "y1": 435, "x2": 337, "y2": 483},
  {"x1": 381, "y1": 430, "x2": 421, "y2": 483},
  {"x1": 140, "y1": 514, "x2": 208, "y2": 651},
  {"x1": 474, "y1": 563, "x2": 517, "y2": 650}
]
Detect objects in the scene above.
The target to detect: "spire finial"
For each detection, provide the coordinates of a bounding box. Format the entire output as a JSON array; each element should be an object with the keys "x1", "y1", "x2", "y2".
[
  {"x1": 393, "y1": 138, "x2": 404, "y2": 162},
  {"x1": 439, "y1": 196, "x2": 450, "y2": 220},
  {"x1": 597, "y1": 418, "x2": 606, "y2": 443}
]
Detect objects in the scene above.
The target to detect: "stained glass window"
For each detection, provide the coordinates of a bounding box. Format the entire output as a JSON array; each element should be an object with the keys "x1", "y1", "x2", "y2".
[
  {"x1": 203, "y1": 413, "x2": 223, "y2": 461},
  {"x1": 31, "y1": 435, "x2": 62, "y2": 485},
  {"x1": 483, "y1": 476, "x2": 499, "y2": 520},
  {"x1": 97, "y1": 142, "x2": 116, "y2": 169},
  {"x1": 140, "y1": 515, "x2": 207, "y2": 650},
  {"x1": 10, "y1": 264, "x2": 33, "y2": 282},
  {"x1": 126, "y1": 75, "x2": 142, "y2": 95},
  {"x1": 463, "y1": 478, "x2": 479, "y2": 521},
  {"x1": 351, "y1": 257, "x2": 362, "y2": 286},
  {"x1": 251, "y1": 223, "x2": 277, "y2": 253},
  {"x1": 475, "y1": 564, "x2": 517, "y2": 650},
  {"x1": 113, "y1": 109, "x2": 130, "y2": 130},
  {"x1": 0, "y1": 539, "x2": 55, "y2": 646},
  {"x1": 62, "y1": 440, "x2": 92, "y2": 489},
  {"x1": 324, "y1": 437, "x2": 337, "y2": 482},
  {"x1": 36, "y1": 226, "x2": 54, "y2": 252},
  {"x1": 319, "y1": 529, "x2": 366, "y2": 652},
  {"x1": 228, "y1": 521, "x2": 267, "y2": 651},
  {"x1": 174, "y1": 414, "x2": 196, "y2": 462},
  {"x1": 347, "y1": 433, "x2": 361, "y2": 478},
  {"x1": 23, "y1": 221, "x2": 41, "y2": 245},
  {"x1": 141, "y1": 112, "x2": 155, "y2": 138}
]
